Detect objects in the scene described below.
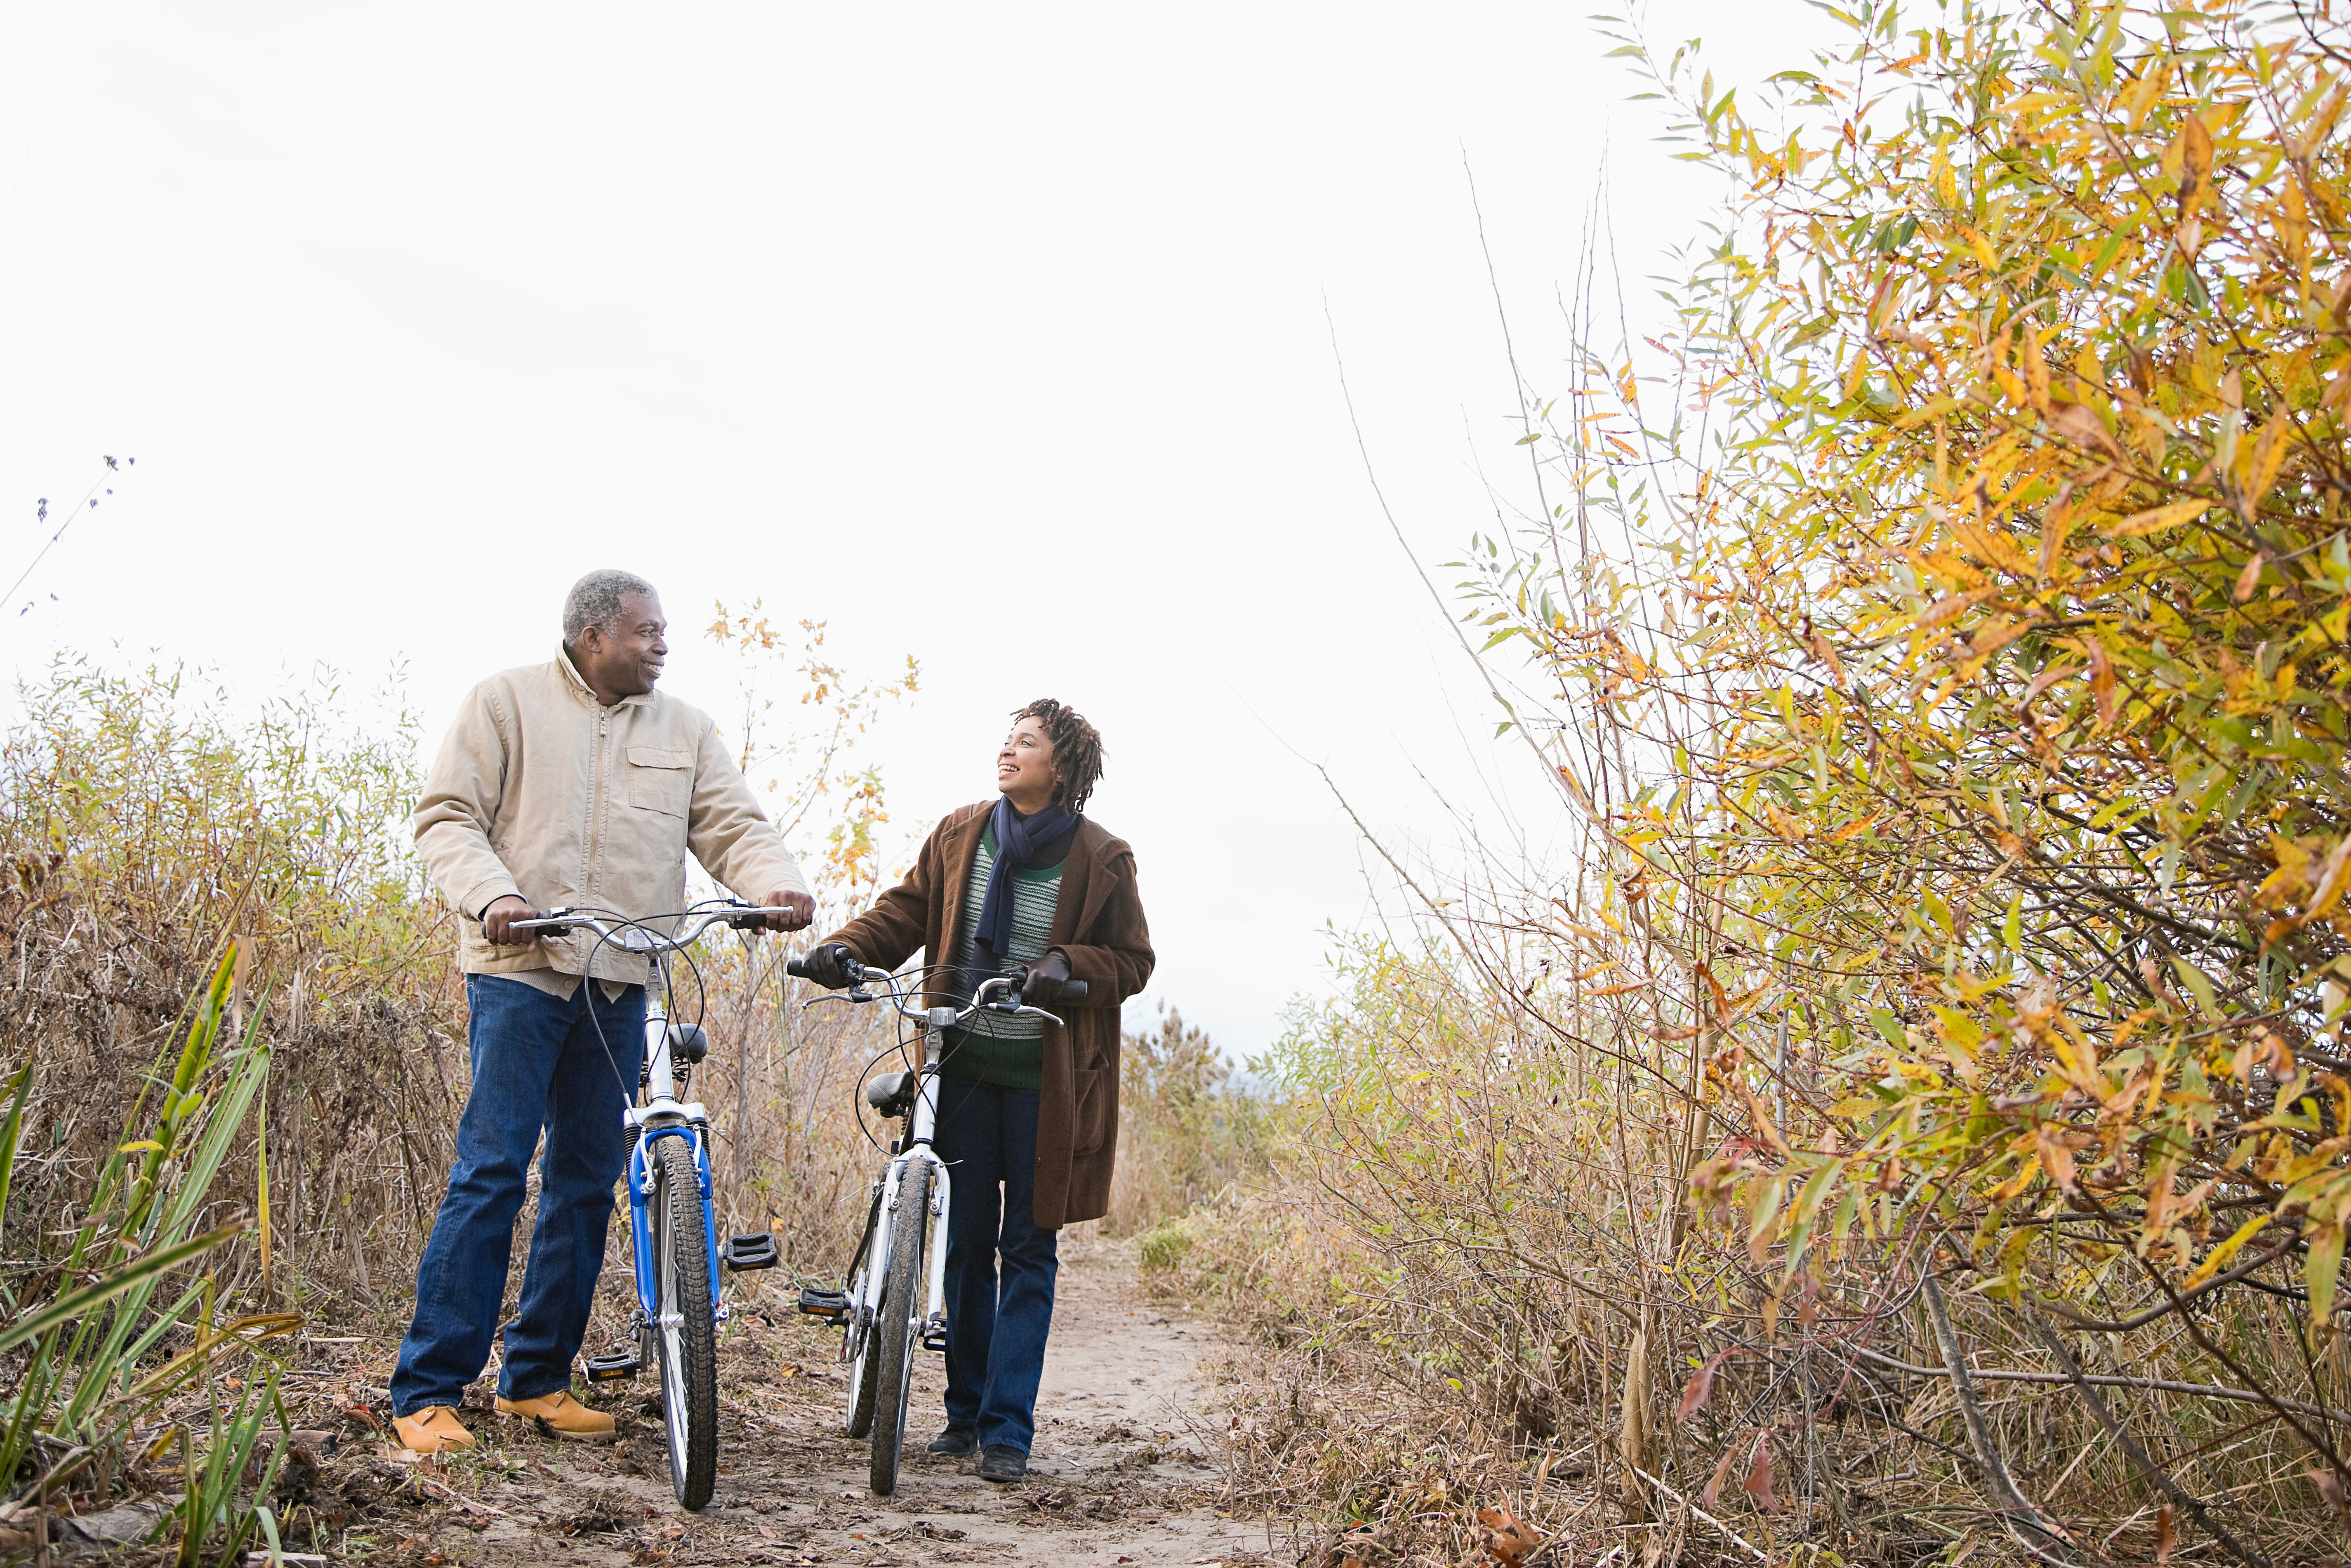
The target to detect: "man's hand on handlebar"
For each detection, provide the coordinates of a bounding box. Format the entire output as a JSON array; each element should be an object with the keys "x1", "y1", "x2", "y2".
[
  {"x1": 1010, "y1": 950, "x2": 1074, "y2": 1006},
  {"x1": 793, "y1": 942, "x2": 862, "y2": 989},
  {"x1": 481, "y1": 895, "x2": 543, "y2": 947},
  {"x1": 762, "y1": 889, "x2": 815, "y2": 932}
]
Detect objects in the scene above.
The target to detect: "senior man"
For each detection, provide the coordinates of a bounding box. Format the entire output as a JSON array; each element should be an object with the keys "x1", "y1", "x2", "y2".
[{"x1": 389, "y1": 569, "x2": 815, "y2": 1455}]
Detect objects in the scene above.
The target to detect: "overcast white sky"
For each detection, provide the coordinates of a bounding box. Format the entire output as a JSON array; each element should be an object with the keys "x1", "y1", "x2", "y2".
[{"x1": 1, "y1": 2, "x2": 1822, "y2": 1058}]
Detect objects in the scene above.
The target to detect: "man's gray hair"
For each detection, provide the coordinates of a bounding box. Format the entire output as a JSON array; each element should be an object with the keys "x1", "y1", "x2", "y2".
[{"x1": 562, "y1": 569, "x2": 658, "y2": 644}]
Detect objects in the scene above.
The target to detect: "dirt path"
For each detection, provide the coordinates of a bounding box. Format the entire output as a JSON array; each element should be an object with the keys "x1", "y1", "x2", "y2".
[{"x1": 290, "y1": 1241, "x2": 1271, "y2": 1568}]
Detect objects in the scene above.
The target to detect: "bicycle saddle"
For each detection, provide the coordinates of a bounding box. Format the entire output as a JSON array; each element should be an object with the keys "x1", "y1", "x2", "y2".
[
  {"x1": 667, "y1": 1022, "x2": 709, "y2": 1063},
  {"x1": 864, "y1": 1070, "x2": 917, "y2": 1116}
]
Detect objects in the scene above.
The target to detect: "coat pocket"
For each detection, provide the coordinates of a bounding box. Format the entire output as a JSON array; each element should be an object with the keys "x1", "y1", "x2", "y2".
[
  {"x1": 1069, "y1": 1063, "x2": 1112, "y2": 1158},
  {"x1": 623, "y1": 746, "x2": 693, "y2": 817}
]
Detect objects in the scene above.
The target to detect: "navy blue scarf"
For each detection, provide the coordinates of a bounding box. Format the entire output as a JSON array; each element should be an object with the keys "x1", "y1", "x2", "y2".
[{"x1": 971, "y1": 796, "x2": 1079, "y2": 980}]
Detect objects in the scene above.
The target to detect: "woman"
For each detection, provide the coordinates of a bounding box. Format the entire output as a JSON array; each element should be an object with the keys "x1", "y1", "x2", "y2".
[{"x1": 799, "y1": 698, "x2": 1153, "y2": 1483}]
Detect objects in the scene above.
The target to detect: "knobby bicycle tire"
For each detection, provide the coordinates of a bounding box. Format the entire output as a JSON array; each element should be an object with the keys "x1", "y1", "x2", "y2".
[
  {"x1": 843, "y1": 1183, "x2": 884, "y2": 1439},
  {"x1": 868, "y1": 1159, "x2": 931, "y2": 1497},
  {"x1": 652, "y1": 1135, "x2": 720, "y2": 1511}
]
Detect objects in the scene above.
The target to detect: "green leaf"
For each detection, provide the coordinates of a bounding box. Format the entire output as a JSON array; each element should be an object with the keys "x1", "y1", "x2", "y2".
[
  {"x1": 1931, "y1": 1006, "x2": 1984, "y2": 1048},
  {"x1": 2171, "y1": 957, "x2": 2219, "y2": 1019},
  {"x1": 0, "y1": 1063, "x2": 33, "y2": 1243},
  {"x1": 2308, "y1": 1220, "x2": 2345, "y2": 1328},
  {"x1": 0, "y1": 1226, "x2": 240, "y2": 1359}
]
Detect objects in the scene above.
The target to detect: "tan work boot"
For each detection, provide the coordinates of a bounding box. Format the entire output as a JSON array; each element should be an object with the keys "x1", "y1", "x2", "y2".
[
  {"x1": 391, "y1": 1406, "x2": 475, "y2": 1455},
  {"x1": 495, "y1": 1389, "x2": 616, "y2": 1442}
]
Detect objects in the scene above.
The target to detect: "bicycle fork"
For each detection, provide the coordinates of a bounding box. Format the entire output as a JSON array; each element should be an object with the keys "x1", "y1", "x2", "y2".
[{"x1": 858, "y1": 1154, "x2": 952, "y2": 1342}]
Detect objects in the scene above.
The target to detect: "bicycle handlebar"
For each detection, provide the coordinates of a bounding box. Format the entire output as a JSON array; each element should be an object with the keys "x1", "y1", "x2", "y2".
[
  {"x1": 782, "y1": 954, "x2": 1086, "y2": 1021},
  {"x1": 509, "y1": 900, "x2": 773, "y2": 953}
]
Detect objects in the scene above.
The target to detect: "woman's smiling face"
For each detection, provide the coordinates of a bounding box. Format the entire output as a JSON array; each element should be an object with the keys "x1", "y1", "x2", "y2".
[{"x1": 996, "y1": 715, "x2": 1058, "y2": 812}]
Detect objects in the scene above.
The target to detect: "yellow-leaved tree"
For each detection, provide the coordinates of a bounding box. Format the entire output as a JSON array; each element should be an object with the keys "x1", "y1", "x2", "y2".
[{"x1": 1446, "y1": 0, "x2": 2351, "y2": 1556}]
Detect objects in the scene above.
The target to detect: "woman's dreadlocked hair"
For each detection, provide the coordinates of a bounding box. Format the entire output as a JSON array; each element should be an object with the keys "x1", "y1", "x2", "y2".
[{"x1": 1014, "y1": 698, "x2": 1105, "y2": 812}]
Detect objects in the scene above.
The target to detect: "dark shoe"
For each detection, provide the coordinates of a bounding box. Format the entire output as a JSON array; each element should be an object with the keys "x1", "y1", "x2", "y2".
[
  {"x1": 927, "y1": 1426, "x2": 977, "y2": 1457},
  {"x1": 978, "y1": 1444, "x2": 1028, "y2": 1483}
]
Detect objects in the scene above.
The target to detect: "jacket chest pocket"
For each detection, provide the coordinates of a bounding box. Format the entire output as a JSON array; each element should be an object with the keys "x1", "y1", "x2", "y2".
[{"x1": 623, "y1": 746, "x2": 693, "y2": 817}]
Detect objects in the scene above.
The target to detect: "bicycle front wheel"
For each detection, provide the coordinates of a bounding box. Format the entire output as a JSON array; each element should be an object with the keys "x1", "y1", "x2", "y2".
[
  {"x1": 843, "y1": 1253, "x2": 879, "y2": 1439},
  {"x1": 650, "y1": 1134, "x2": 719, "y2": 1511},
  {"x1": 842, "y1": 1183, "x2": 883, "y2": 1439},
  {"x1": 868, "y1": 1159, "x2": 932, "y2": 1497}
]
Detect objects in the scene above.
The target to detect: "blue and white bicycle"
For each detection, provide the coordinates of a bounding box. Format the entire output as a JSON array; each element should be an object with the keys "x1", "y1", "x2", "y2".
[{"x1": 509, "y1": 899, "x2": 784, "y2": 1512}]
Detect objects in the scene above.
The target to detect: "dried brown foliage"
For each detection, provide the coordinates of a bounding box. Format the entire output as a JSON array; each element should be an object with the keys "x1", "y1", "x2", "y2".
[{"x1": 1165, "y1": 2, "x2": 2351, "y2": 1563}]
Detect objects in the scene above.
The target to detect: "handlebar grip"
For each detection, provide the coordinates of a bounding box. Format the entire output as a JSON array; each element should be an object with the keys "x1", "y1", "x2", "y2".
[
  {"x1": 1061, "y1": 979, "x2": 1088, "y2": 1001},
  {"x1": 785, "y1": 952, "x2": 869, "y2": 984}
]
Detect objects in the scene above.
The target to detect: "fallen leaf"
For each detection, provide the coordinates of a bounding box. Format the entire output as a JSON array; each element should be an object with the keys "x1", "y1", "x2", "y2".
[
  {"x1": 1473, "y1": 1505, "x2": 1541, "y2": 1568},
  {"x1": 1700, "y1": 1440, "x2": 1743, "y2": 1508},
  {"x1": 1743, "y1": 1435, "x2": 1781, "y2": 1513},
  {"x1": 2311, "y1": 1462, "x2": 2349, "y2": 1518},
  {"x1": 1749, "y1": 1439, "x2": 1777, "y2": 1514},
  {"x1": 1678, "y1": 1351, "x2": 1733, "y2": 1422}
]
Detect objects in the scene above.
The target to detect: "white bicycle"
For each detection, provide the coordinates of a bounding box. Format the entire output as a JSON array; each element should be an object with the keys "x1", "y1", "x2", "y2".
[{"x1": 782, "y1": 956, "x2": 1081, "y2": 1495}]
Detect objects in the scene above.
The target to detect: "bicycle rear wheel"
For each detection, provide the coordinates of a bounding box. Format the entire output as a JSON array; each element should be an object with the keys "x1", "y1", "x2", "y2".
[
  {"x1": 868, "y1": 1159, "x2": 932, "y2": 1497},
  {"x1": 650, "y1": 1135, "x2": 719, "y2": 1511}
]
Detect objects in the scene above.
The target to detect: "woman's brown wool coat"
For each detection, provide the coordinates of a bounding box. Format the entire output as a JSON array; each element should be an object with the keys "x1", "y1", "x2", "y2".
[{"x1": 820, "y1": 804, "x2": 1154, "y2": 1230}]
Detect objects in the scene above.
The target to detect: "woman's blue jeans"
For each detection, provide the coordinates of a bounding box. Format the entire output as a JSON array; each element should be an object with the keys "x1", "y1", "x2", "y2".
[
  {"x1": 390, "y1": 975, "x2": 645, "y2": 1417},
  {"x1": 933, "y1": 1076, "x2": 1058, "y2": 1455}
]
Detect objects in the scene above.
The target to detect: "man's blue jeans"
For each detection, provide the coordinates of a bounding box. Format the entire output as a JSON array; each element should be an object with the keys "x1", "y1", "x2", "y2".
[
  {"x1": 390, "y1": 975, "x2": 645, "y2": 1417},
  {"x1": 933, "y1": 1076, "x2": 1058, "y2": 1455}
]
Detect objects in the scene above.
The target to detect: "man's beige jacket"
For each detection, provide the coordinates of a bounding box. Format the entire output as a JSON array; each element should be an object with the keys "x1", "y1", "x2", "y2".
[{"x1": 414, "y1": 648, "x2": 811, "y2": 987}]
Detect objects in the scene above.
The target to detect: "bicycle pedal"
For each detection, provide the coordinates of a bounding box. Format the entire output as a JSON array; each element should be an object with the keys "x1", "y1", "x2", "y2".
[
  {"x1": 796, "y1": 1286, "x2": 852, "y2": 1323},
  {"x1": 724, "y1": 1231, "x2": 780, "y2": 1271},
  {"x1": 920, "y1": 1312, "x2": 949, "y2": 1352},
  {"x1": 583, "y1": 1350, "x2": 641, "y2": 1382}
]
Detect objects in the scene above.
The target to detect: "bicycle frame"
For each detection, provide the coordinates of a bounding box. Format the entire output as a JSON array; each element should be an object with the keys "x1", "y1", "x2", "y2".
[
  {"x1": 851, "y1": 1004, "x2": 961, "y2": 1353},
  {"x1": 509, "y1": 901, "x2": 776, "y2": 1350},
  {"x1": 626, "y1": 992, "x2": 725, "y2": 1333}
]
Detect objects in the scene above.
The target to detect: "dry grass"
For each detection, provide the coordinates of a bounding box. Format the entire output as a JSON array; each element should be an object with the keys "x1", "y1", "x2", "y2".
[{"x1": 1145, "y1": 931, "x2": 2350, "y2": 1568}]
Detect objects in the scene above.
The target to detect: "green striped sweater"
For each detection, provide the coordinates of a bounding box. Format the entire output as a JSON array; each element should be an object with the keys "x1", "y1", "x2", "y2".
[{"x1": 941, "y1": 824, "x2": 1066, "y2": 1088}]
